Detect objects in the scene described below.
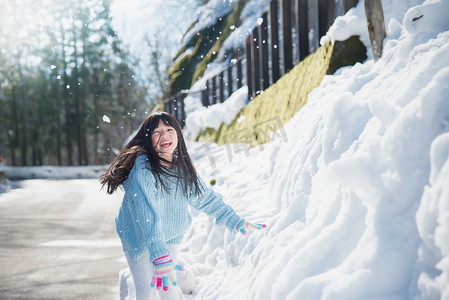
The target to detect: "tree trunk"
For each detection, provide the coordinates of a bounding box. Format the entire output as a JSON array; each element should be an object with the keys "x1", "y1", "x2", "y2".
[
  {"x1": 7, "y1": 135, "x2": 16, "y2": 167},
  {"x1": 80, "y1": 24, "x2": 89, "y2": 166},
  {"x1": 10, "y1": 85, "x2": 20, "y2": 166},
  {"x1": 17, "y1": 63, "x2": 28, "y2": 166},
  {"x1": 32, "y1": 130, "x2": 41, "y2": 165},
  {"x1": 72, "y1": 25, "x2": 83, "y2": 166},
  {"x1": 93, "y1": 69, "x2": 100, "y2": 165},
  {"x1": 364, "y1": 0, "x2": 386, "y2": 61},
  {"x1": 60, "y1": 23, "x2": 73, "y2": 166},
  {"x1": 52, "y1": 72, "x2": 62, "y2": 166}
]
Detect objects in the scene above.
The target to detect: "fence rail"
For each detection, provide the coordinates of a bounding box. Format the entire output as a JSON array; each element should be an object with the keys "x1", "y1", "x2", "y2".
[{"x1": 164, "y1": 0, "x2": 358, "y2": 127}]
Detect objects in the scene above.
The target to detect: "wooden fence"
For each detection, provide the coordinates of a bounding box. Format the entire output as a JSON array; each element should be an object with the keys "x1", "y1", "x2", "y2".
[{"x1": 164, "y1": 0, "x2": 358, "y2": 126}]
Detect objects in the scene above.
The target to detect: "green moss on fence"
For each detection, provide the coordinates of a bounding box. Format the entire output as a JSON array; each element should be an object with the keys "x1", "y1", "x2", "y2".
[{"x1": 196, "y1": 36, "x2": 366, "y2": 146}]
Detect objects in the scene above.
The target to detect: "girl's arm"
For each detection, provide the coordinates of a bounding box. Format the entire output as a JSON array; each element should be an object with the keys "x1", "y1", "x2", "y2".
[{"x1": 189, "y1": 175, "x2": 243, "y2": 231}]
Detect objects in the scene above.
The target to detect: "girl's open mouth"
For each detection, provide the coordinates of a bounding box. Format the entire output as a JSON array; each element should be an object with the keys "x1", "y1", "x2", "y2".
[{"x1": 160, "y1": 141, "x2": 172, "y2": 148}]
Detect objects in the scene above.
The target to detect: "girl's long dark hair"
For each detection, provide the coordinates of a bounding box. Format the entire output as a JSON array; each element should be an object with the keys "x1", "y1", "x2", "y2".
[{"x1": 99, "y1": 112, "x2": 203, "y2": 196}]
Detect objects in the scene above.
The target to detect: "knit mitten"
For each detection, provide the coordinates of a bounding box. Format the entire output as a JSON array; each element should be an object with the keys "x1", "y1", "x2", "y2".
[
  {"x1": 236, "y1": 220, "x2": 267, "y2": 236},
  {"x1": 151, "y1": 255, "x2": 184, "y2": 291}
]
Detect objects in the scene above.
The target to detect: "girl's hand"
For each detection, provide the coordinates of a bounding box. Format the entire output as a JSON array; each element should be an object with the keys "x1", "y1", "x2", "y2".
[
  {"x1": 151, "y1": 255, "x2": 184, "y2": 291},
  {"x1": 236, "y1": 220, "x2": 267, "y2": 236}
]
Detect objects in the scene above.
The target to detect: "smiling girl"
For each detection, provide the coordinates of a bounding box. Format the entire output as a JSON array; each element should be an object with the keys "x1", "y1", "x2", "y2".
[{"x1": 99, "y1": 112, "x2": 265, "y2": 300}]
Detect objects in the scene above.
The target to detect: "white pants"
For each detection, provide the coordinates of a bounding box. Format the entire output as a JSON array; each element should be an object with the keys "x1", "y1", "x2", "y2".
[{"x1": 124, "y1": 244, "x2": 184, "y2": 300}]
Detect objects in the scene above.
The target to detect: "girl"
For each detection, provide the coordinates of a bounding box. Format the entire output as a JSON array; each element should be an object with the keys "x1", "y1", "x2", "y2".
[{"x1": 100, "y1": 112, "x2": 265, "y2": 300}]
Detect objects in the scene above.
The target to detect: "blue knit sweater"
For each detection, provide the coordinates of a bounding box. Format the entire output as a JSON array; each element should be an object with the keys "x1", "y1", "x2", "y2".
[{"x1": 115, "y1": 154, "x2": 243, "y2": 262}]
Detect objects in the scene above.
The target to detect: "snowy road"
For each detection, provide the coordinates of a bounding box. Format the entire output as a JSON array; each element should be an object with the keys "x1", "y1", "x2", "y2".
[{"x1": 0, "y1": 179, "x2": 126, "y2": 300}]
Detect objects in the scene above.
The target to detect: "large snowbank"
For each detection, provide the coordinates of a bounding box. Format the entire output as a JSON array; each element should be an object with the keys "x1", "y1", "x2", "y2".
[{"x1": 172, "y1": 0, "x2": 449, "y2": 299}]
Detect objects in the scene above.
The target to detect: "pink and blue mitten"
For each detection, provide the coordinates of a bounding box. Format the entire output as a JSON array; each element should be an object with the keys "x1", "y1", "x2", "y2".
[
  {"x1": 236, "y1": 220, "x2": 267, "y2": 236},
  {"x1": 151, "y1": 255, "x2": 185, "y2": 291}
]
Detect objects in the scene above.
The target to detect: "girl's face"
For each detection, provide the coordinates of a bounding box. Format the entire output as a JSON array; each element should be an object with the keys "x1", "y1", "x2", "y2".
[{"x1": 151, "y1": 119, "x2": 179, "y2": 162}]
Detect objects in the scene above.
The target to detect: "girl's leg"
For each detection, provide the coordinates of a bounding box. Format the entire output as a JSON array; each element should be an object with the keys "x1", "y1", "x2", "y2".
[
  {"x1": 125, "y1": 245, "x2": 184, "y2": 300},
  {"x1": 124, "y1": 251, "x2": 157, "y2": 300}
]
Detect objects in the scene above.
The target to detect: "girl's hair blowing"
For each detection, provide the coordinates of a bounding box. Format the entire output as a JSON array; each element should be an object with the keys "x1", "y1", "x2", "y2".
[{"x1": 99, "y1": 112, "x2": 203, "y2": 195}]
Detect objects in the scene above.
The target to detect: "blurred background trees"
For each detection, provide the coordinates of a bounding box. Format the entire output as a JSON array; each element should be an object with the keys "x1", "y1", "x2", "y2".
[{"x1": 0, "y1": 0, "x2": 156, "y2": 166}]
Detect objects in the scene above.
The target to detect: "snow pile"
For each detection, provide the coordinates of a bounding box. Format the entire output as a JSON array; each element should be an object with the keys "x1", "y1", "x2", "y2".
[
  {"x1": 173, "y1": 0, "x2": 449, "y2": 299},
  {"x1": 320, "y1": 0, "x2": 425, "y2": 59},
  {"x1": 416, "y1": 133, "x2": 449, "y2": 299},
  {"x1": 183, "y1": 86, "x2": 248, "y2": 140}
]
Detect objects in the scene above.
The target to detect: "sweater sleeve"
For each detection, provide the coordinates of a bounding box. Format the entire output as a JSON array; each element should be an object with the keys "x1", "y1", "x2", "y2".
[
  {"x1": 131, "y1": 157, "x2": 170, "y2": 262},
  {"x1": 189, "y1": 175, "x2": 243, "y2": 231}
]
